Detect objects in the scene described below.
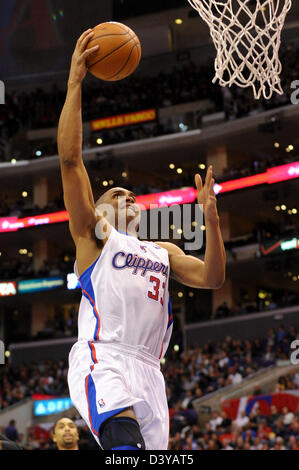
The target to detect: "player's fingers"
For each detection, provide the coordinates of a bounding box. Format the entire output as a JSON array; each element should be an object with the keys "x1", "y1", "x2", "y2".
[
  {"x1": 195, "y1": 173, "x2": 202, "y2": 193},
  {"x1": 209, "y1": 178, "x2": 215, "y2": 195},
  {"x1": 78, "y1": 32, "x2": 95, "y2": 54},
  {"x1": 81, "y1": 44, "x2": 99, "y2": 59},
  {"x1": 76, "y1": 29, "x2": 94, "y2": 51},
  {"x1": 205, "y1": 165, "x2": 213, "y2": 188}
]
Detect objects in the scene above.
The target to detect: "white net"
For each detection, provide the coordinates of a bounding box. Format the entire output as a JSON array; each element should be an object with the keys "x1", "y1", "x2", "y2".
[{"x1": 188, "y1": 0, "x2": 292, "y2": 99}]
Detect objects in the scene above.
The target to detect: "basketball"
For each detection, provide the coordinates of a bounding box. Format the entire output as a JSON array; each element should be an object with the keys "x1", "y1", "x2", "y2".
[{"x1": 85, "y1": 21, "x2": 141, "y2": 81}]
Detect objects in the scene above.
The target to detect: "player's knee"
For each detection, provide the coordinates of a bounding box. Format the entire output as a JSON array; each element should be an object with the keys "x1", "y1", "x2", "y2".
[{"x1": 99, "y1": 416, "x2": 145, "y2": 450}]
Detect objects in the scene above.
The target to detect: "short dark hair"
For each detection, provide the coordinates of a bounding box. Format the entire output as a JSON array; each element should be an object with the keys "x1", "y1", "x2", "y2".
[{"x1": 53, "y1": 417, "x2": 75, "y2": 434}]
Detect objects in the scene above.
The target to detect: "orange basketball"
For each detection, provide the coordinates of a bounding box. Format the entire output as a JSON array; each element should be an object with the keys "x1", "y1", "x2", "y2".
[{"x1": 86, "y1": 21, "x2": 141, "y2": 81}]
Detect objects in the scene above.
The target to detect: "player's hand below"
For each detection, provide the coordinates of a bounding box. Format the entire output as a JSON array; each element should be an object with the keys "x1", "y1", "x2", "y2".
[
  {"x1": 68, "y1": 28, "x2": 99, "y2": 85},
  {"x1": 195, "y1": 165, "x2": 219, "y2": 224}
]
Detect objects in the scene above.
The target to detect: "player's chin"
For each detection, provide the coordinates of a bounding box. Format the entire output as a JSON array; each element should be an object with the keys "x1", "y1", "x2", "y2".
[{"x1": 126, "y1": 206, "x2": 140, "y2": 218}]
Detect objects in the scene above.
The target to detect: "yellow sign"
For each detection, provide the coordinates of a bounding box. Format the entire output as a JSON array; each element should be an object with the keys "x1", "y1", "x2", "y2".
[{"x1": 91, "y1": 109, "x2": 156, "y2": 131}]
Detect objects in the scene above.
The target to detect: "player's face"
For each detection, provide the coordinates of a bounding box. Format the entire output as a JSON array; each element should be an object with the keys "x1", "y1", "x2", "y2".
[
  {"x1": 97, "y1": 187, "x2": 140, "y2": 225},
  {"x1": 53, "y1": 418, "x2": 79, "y2": 449}
]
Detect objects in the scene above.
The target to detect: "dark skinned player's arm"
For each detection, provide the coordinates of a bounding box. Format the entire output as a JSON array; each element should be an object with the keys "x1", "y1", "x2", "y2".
[{"x1": 57, "y1": 28, "x2": 111, "y2": 249}]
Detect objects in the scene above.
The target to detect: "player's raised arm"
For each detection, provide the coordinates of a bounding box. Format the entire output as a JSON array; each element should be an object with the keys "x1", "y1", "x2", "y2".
[
  {"x1": 57, "y1": 29, "x2": 100, "y2": 244},
  {"x1": 158, "y1": 166, "x2": 226, "y2": 289}
]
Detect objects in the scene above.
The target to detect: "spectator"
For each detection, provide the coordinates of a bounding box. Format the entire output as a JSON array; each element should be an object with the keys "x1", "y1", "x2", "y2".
[
  {"x1": 268, "y1": 405, "x2": 280, "y2": 426},
  {"x1": 234, "y1": 411, "x2": 249, "y2": 430},
  {"x1": 4, "y1": 420, "x2": 19, "y2": 442},
  {"x1": 272, "y1": 436, "x2": 286, "y2": 450},
  {"x1": 221, "y1": 437, "x2": 233, "y2": 450},
  {"x1": 282, "y1": 406, "x2": 295, "y2": 426},
  {"x1": 52, "y1": 417, "x2": 80, "y2": 451},
  {"x1": 209, "y1": 411, "x2": 223, "y2": 431}
]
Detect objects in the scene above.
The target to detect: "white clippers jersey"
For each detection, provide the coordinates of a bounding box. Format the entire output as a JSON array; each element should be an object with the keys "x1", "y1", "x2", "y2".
[{"x1": 74, "y1": 226, "x2": 173, "y2": 360}]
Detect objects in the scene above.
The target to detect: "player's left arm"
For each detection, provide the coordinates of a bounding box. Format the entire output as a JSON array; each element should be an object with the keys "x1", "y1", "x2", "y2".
[{"x1": 157, "y1": 166, "x2": 226, "y2": 289}]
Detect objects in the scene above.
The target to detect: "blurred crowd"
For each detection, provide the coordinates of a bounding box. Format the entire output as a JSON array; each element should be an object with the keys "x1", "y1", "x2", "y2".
[
  {"x1": 0, "y1": 253, "x2": 75, "y2": 281},
  {"x1": 212, "y1": 292, "x2": 299, "y2": 320},
  {"x1": 163, "y1": 325, "x2": 298, "y2": 408},
  {"x1": 0, "y1": 326, "x2": 297, "y2": 411},
  {"x1": 168, "y1": 404, "x2": 299, "y2": 450},
  {"x1": 0, "y1": 43, "x2": 298, "y2": 161},
  {"x1": 0, "y1": 359, "x2": 69, "y2": 411},
  {"x1": 0, "y1": 326, "x2": 298, "y2": 450}
]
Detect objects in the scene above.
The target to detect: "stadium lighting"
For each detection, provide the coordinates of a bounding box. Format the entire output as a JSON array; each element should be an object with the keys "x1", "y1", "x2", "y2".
[
  {"x1": 281, "y1": 205, "x2": 286, "y2": 210},
  {"x1": 292, "y1": 208, "x2": 297, "y2": 214},
  {"x1": 177, "y1": 168, "x2": 183, "y2": 174},
  {"x1": 169, "y1": 163, "x2": 175, "y2": 169}
]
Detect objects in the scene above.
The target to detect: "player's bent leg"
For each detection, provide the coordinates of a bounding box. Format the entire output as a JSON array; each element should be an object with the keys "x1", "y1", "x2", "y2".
[{"x1": 99, "y1": 410, "x2": 145, "y2": 450}]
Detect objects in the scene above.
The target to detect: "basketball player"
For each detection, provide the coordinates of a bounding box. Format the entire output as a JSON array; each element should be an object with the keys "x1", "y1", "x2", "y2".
[
  {"x1": 57, "y1": 29, "x2": 226, "y2": 450},
  {"x1": 52, "y1": 417, "x2": 80, "y2": 451}
]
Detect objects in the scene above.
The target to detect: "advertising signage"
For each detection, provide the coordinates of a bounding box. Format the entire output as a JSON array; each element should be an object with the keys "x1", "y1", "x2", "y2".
[
  {"x1": 33, "y1": 397, "x2": 73, "y2": 416},
  {"x1": 91, "y1": 109, "x2": 156, "y2": 131},
  {"x1": 18, "y1": 277, "x2": 64, "y2": 294},
  {"x1": 0, "y1": 281, "x2": 17, "y2": 297}
]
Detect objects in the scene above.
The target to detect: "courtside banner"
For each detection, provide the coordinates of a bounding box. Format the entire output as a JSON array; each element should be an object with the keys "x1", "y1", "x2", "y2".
[
  {"x1": 18, "y1": 277, "x2": 64, "y2": 294},
  {"x1": 91, "y1": 109, "x2": 156, "y2": 131}
]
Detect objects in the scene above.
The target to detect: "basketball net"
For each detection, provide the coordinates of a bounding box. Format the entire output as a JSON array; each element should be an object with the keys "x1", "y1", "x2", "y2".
[{"x1": 188, "y1": 0, "x2": 292, "y2": 99}]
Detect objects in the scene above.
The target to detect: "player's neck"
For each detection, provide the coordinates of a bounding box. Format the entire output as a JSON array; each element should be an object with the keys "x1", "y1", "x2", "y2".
[{"x1": 114, "y1": 223, "x2": 138, "y2": 238}]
